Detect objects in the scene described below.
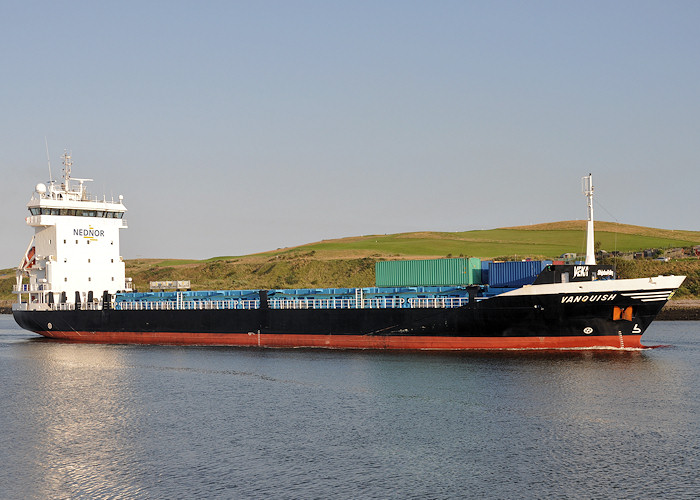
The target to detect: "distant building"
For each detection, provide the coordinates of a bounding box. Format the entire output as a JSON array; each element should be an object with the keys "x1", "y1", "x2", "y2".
[
  {"x1": 665, "y1": 248, "x2": 686, "y2": 259},
  {"x1": 560, "y1": 252, "x2": 577, "y2": 264}
]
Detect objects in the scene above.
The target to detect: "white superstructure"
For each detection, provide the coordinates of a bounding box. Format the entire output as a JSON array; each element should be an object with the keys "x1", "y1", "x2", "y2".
[{"x1": 13, "y1": 152, "x2": 130, "y2": 310}]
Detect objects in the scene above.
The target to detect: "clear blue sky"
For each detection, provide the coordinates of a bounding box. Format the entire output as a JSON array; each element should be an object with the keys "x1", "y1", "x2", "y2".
[{"x1": 2, "y1": 1, "x2": 699, "y2": 267}]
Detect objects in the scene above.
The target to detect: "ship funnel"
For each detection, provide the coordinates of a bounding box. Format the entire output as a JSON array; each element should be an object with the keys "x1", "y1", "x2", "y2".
[{"x1": 582, "y1": 173, "x2": 595, "y2": 265}]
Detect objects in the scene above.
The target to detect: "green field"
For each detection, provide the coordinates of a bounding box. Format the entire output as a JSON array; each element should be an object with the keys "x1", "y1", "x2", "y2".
[
  {"x1": 285, "y1": 228, "x2": 700, "y2": 260},
  {"x1": 200, "y1": 220, "x2": 700, "y2": 261}
]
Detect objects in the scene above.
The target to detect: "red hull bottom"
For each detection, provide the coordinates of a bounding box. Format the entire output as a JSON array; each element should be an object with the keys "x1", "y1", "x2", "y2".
[{"x1": 35, "y1": 331, "x2": 645, "y2": 350}]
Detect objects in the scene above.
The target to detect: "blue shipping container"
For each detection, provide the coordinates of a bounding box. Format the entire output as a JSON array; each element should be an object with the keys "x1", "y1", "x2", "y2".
[{"x1": 488, "y1": 261, "x2": 548, "y2": 288}]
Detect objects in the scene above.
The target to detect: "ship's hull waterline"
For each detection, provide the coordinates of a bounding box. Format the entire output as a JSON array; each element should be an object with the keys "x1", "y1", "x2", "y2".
[{"x1": 17, "y1": 329, "x2": 645, "y2": 350}]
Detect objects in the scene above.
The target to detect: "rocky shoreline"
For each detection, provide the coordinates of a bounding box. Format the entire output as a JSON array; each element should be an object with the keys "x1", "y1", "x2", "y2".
[
  {"x1": 3, "y1": 299, "x2": 700, "y2": 319},
  {"x1": 655, "y1": 299, "x2": 700, "y2": 321}
]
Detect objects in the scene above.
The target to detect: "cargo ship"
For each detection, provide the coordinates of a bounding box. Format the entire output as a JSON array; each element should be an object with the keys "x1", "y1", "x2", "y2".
[{"x1": 12, "y1": 155, "x2": 685, "y2": 349}]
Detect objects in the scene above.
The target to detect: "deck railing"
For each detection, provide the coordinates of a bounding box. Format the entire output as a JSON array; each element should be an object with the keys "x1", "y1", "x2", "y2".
[
  {"x1": 18, "y1": 295, "x2": 471, "y2": 312},
  {"x1": 408, "y1": 297, "x2": 470, "y2": 308},
  {"x1": 112, "y1": 297, "x2": 469, "y2": 311},
  {"x1": 115, "y1": 299, "x2": 261, "y2": 311},
  {"x1": 13, "y1": 283, "x2": 51, "y2": 293}
]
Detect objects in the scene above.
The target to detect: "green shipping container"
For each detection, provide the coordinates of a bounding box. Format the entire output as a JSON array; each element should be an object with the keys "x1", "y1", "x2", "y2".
[{"x1": 375, "y1": 258, "x2": 482, "y2": 287}]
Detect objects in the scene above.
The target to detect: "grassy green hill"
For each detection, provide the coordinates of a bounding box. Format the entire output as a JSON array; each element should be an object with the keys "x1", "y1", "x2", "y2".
[
  {"x1": 3, "y1": 220, "x2": 700, "y2": 303},
  {"x1": 192, "y1": 220, "x2": 700, "y2": 262}
]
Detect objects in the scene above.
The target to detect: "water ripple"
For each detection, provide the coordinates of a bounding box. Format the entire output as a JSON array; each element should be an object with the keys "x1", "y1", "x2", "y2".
[{"x1": 0, "y1": 317, "x2": 698, "y2": 498}]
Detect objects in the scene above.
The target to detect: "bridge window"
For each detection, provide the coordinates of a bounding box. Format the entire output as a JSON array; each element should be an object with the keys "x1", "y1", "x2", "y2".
[{"x1": 28, "y1": 207, "x2": 125, "y2": 218}]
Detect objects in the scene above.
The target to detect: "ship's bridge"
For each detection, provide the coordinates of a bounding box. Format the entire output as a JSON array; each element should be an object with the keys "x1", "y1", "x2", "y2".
[
  {"x1": 14, "y1": 151, "x2": 130, "y2": 310},
  {"x1": 25, "y1": 152, "x2": 126, "y2": 227},
  {"x1": 26, "y1": 204, "x2": 127, "y2": 227}
]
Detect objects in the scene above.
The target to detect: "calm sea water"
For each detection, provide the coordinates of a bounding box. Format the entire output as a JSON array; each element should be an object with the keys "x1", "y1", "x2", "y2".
[{"x1": 1, "y1": 315, "x2": 698, "y2": 499}]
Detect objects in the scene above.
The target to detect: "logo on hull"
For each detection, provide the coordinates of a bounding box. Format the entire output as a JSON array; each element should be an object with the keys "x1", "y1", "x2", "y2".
[{"x1": 561, "y1": 294, "x2": 617, "y2": 303}]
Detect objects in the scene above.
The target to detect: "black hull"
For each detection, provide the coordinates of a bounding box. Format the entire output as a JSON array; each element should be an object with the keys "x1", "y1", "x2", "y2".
[{"x1": 13, "y1": 289, "x2": 673, "y2": 349}]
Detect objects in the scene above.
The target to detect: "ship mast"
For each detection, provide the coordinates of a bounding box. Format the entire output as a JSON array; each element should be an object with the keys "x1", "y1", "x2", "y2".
[
  {"x1": 60, "y1": 150, "x2": 92, "y2": 200},
  {"x1": 62, "y1": 150, "x2": 72, "y2": 192},
  {"x1": 583, "y1": 173, "x2": 595, "y2": 265}
]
